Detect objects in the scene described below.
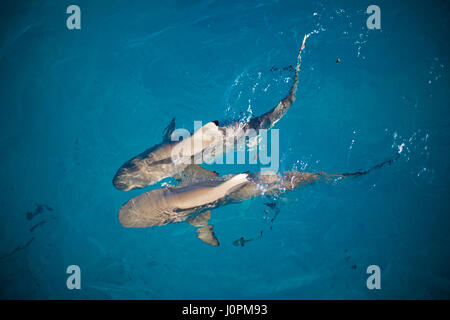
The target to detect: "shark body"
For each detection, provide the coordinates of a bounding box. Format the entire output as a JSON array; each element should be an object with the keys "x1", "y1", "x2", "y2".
[
  {"x1": 112, "y1": 34, "x2": 403, "y2": 247},
  {"x1": 118, "y1": 147, "x2": 401, "y2": 246},
  {"x1": 118, "y1": 165, "x2": 321, "y2": 246}
]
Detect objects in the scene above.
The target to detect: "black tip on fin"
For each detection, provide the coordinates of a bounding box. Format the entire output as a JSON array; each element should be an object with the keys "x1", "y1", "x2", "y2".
[
  {"x1": 212, "y1": 120, "x2": 219, "y2": 126},
  {"x1": 162, "y1": 117, "x2": 176, "y2": 142}
]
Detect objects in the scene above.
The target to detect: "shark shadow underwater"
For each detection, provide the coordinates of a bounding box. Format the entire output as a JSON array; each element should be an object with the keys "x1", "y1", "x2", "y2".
[{"x1": 113, "y1": 35, "x2": 402, "y2": 246}]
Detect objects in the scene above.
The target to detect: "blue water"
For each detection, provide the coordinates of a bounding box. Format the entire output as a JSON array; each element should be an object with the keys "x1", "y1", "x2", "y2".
[{"x1": 0, "y1": 0, "x2": 449, "y2": 299}]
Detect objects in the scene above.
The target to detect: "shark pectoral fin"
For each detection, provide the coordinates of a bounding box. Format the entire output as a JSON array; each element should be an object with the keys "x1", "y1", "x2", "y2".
[
  {"x1": 171, "y1": 121, "x2": 222, "y2": 160},
  {"x1": 186, "y1": 210, "x2": 219, "y2": 246},
  {"x1": 196, "y1": 225, "x2": 219, "y2": 246},
  {"x1": 175, "y1": 164, "x2": 219, "y2": 185},
  {"x1": 186, "y1": 210, "x2": 211, "y2": 227},
  {"x1": 162, "y1": 117, "x2": 176, "y2": 142}
]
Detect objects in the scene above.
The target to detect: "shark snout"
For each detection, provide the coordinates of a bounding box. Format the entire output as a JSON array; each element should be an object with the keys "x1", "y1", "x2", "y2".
[
  {"x1": 113, "y1": 165, "x2": 156, "y2": 191},
  {"x1": 113, "y1": 173, "x2": 133, "y2": 191}
]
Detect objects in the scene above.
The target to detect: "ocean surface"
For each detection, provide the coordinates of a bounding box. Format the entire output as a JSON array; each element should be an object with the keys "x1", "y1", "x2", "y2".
[{"x1": 0, "y1": 0, "x2": 449, "y2": 299}]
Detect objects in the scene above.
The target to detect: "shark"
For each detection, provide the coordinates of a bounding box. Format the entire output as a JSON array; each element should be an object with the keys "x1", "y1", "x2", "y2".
[
  {"x1": 233, "y1": 231, "x2": 264, "y2": 247},
  {"x1": 117, "y1": 150, "x2": 401, "y2": 246},
  {"x1": 118, "y1": 166, "x2": 321, "y2": 246},
  {"x1": 113, "y1": 35, "x2": 310, "y2": 191}
]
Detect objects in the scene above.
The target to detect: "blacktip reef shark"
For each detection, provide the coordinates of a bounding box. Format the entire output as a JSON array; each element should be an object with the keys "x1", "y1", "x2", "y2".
[
  {"x1": 113, "y1": 35, "x2": 310, "y2": 191},
  {"x1": 118, "y1": 149, "x2": 402, "y2": 246},
  {"x1": 233, "y1": 231, "x2": 264, "y2": 247},
  {"x1": 118, "y1": 167, "x2": 320, "y2": 246}
]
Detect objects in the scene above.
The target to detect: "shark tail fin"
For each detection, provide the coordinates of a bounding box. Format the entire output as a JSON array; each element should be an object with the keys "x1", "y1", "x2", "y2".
[
  {"x1": 284, "y1": 34, "x2": 309, "y2": 105},
  {"x1": 248, "y1": 34, "x2": 309, "y2": 130},
  {"x1": 187, "y1": 210, "x2": 219, "y2": 246},
  {"x1": 321, "y1": 149, "x2": 402, "y2": 182},
  {"x1": 281, "y1": 148, "x2": 403, "y2": 190}
]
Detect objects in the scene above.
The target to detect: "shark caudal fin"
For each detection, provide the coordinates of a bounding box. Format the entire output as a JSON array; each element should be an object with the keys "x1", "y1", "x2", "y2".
[
  {"x1": 247, "y1": 34, "x2": 309, "y2": 130},
  {"x1": 187, "y1": 210, "x2": 219, "y2": 246},
  {"x1": 320, "y1": 147, "x2": 403, "y2": 182},
  {"x1": 280, "y1": 146, "x2": 404, "y2": 189}
]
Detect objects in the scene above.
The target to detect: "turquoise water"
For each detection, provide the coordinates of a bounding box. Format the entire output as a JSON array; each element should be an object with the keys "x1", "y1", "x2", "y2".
[{"x1": 0, "y1": 0, "x2": 449, "y2": 299}]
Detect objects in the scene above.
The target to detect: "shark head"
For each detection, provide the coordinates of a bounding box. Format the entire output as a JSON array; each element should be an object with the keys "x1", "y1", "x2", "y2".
[
  {"x1": 113, "y1": 120, "x2": 223, "y2": 191},
  {"x1": 113, "y1": 161, "x2": 152, "y2": 191},
  {"x1": 113, "y1": 143, "x2": 176, "y2": 191}
]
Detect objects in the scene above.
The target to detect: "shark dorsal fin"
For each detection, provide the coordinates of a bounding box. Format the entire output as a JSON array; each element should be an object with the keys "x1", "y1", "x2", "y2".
[
  {"x1": 187, "y1": 210, "x2": 219, "y2": 246},
  {"x1": 162, "y1": 117, "x2": 176, "y2": 142}
]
